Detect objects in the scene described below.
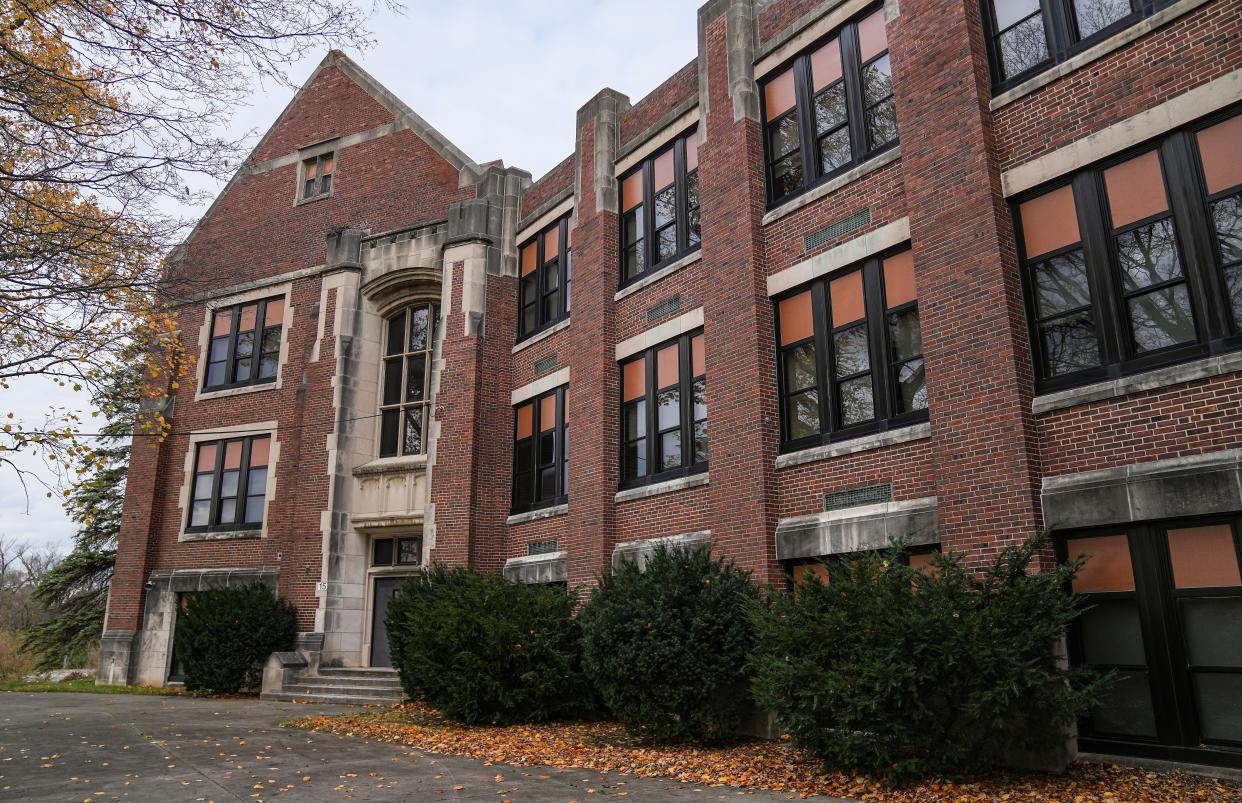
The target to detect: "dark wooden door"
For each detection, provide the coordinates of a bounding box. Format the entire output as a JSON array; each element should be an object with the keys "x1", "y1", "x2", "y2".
[{"x1": 369, "y1": 577, "x2": 404, "y2": 668}]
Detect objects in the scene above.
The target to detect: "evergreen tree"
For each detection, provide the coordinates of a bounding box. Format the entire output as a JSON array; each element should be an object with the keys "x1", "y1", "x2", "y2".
[{"x1": 21, "y1": 361, "x2": 141, "y2": 670}]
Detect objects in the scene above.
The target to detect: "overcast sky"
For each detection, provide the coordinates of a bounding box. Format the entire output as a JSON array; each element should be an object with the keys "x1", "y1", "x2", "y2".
[{"x1": 2, "y1": 0, "x2": 702, "y2": 553}]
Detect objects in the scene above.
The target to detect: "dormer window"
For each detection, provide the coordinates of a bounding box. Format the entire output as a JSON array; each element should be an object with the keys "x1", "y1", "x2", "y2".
[{"x1": 302, "y1": 153, "x2": 334, "y2": 200}]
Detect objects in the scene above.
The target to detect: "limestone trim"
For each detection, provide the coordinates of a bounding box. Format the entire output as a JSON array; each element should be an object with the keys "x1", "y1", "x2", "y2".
[
  {"x1": 612, "y1": 530, "x2": 712, "y2": 571},
  {"x1": 506, "y1": 504, "x2": 569, "y2": 526},
  {"x1": 762, "y1": 147, "x2": 900, "y2": 227},
  {"x1": 615, "y1": 106, "x2": 701, "y2": 174},
  {"x1": 512, "y1": 317, "x2": 572, "y2": 355},
  {"x1": 352, "y1": 454, "x2": 429, "y2": 477},
  {"x1": 515, "y1": 195, "x2": 575, "y2": 244},
  {"x1": 614, "y1": 250, "x2": 703, "y2": 301},
  {"x1": 503, "y1": 551, "x2": 569, "y2": 585},
  {"x1": 1001, "y1": 69, "x2": 1242, "y2": 197},
  {"x1": 1033, "y1": 350, "x2": 1242, "y2": 414},
  {"x1": 193, "y1": 281, "x2": 295, "y2": 402},
  {"x1": 766, "y1": 218, "x2": 910, "y2": 297},
  {"x1": 511, "y1": 367, "x2": 570, "y2": 406},
  {"x1": 989, "y1": 0, "x2": 1215, "y2": 111},
  {"x1": 175, "y1": 420, "x2": 280, "y2": 543},
  {"x1": 615, "y1": 471, "x2": 709, "y2": 504},
  {"x1": 1042, "y1": 450, "x2": 1242, "y2": 530},
  {"x1": 614, "y1": 307, "x2": 705, "y2": 361},
  {"x1": 176, "y1": 263, "x2": 330, "y2": 306},
  {"x1": 774, "y1": 497, "x2": 939, "y2": 561},
  {"x1": 775, "y1": 422, "x2": 932, "y2": 469}
]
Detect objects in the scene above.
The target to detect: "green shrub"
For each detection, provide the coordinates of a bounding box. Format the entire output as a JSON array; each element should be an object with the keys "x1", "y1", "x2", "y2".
[
  {"x1": 749, "y1": 536, "x2": 1107, "y2": 785},
  {"x1": 173, "y1": 584, "x2": 296, "y2": 693},
  {"x1": 579, "y1": 545, "x2": 760, "y2": 743},
  {"x1": 386, "y1": 566, "x2": 593, "y2": 724}
]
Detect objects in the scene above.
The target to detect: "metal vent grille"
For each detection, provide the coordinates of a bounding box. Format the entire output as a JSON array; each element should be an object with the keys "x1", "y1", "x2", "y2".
[
  {"x1": 528, "y1": 539, "x2": 559, "y2": 556},
  {"x1": 823, "y1": 483, "x2": 892, "y2": 512},
  {"x1": 647, "y1": 294, "x2": 682, "y2": 323},
  {"x1": 804, "y1": 208, "x2": 871, "y2": 252},
  {"x1": 534, "y1": 354, "x2": 558, "y2": 375}
]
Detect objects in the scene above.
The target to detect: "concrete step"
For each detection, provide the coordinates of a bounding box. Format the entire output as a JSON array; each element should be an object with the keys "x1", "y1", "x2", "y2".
[
  {"x1": 285, "y1": 683, "x2": 404, "y2": 698},
  {"x1": 316, "y1": 667, "x2": 401, "y2": 679},
  {"x1": 292, "y1": 675, "x2": 403, "y2": 690},
  {"x1": 261, "y1": 690, "x2": 402, "y2": 706}
]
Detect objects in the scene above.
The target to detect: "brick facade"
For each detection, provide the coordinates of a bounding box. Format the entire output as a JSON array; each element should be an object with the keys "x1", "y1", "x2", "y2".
[{"x1": 102, "y1": 0, "x2": 1242, "y2": 764}]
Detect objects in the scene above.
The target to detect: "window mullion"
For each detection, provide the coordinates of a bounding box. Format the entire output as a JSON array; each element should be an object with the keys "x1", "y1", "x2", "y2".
[
  {"x1": 645, "y1": 350, "x2": 658, "y2": 479},
  {"x1": 560, "y1": 220, "x2": 570, "y2": 320},
  {"x1": 863, "y1": 261, "x2": 891, "y2": 420},
  {"x1": 237, "y1": 438, "x2": 252, "y2": 527},
  {"x1": 673, "y1": 140, "x2": 688, "y2": 253},
  {"x1": 1075, "y1": 173, "x2": 1125, "y2": 367},
  {"x1": 225, "y1": 308, "x2": 240, "y2": 386},
  {"x1": 677, "y1": 336, "x2": 692, "y2": 468},
  {"x1": 839, "y1": 23, "x2": 868, "y2": 166},
  {"x1": 792, "y1": 58, "x2": 818, "y2": 189},
  {"x1": 1161, "y1": 133, "x2": 1228, "y2": 341},
  {"x1": 811, "y1": 282, "x2": 834, "y2": 435},
  {"x1": 642, "y1": 161, "x2": 656, "y2": 273},
  {"x1": 1043, "y1": 0, "x2": 1074, "y2": 55},
  {"x1": 209, "y1": 442, "x2": 225, "y2": 527}
]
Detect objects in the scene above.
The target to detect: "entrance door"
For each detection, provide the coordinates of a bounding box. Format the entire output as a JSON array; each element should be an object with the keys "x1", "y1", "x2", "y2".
[
  {"x1": 1061, "y1": 517, "x2": 1242, "y2": 766},
  {"x1": 369, "y1": 577, "x2": 405, "y2": 668}
]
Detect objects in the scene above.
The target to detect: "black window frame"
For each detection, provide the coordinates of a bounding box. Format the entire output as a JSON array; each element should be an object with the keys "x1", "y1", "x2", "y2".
[
  {"x1": 618, "y1": 129, "x2": 701, "y2": 289},
  {"x1": 517, "y1": 214, "x2": 573, "y2": 342},
  {"x1": 758, "y1": 4, "x2": 898, "y2": 209},
  {"x1": 379, "y1": 301, "x2": 439, "y2": 458},
  {"x1": 1056, "y1": 516, "x2": 1242, "y2": 767},
  {"x1": 371, "y1": 536, "x2": 422, "y2": 567},
  {"x1": 203, "y1": 295, "x2": 285, "y2": 392},
  {"x1": 1015, "y1": 107, "x2": 1242, "y2": 395},
  {"x1": 301, "y1": 152, "x2": 334, "y2": 200},
  {"x1": 185, "y1": 434, "x2": 271, "y2": 533},
  {"x1": 773, "y1": 246, "x2": 929, "y2": 453},
  {"x1": 511, "y1": 385, "x2": 569, "y2": 515},
  {"x1": 981, "y1": 0, "x2": 1177, "y2": 93},
  {"x1": 618, "y1": 330, "x2": 708, "y2": 490}
]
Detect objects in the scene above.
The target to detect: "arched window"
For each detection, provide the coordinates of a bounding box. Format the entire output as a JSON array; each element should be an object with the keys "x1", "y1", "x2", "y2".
[{"x1": 379, "y1": 302, "x2": 438, "y2": 457}]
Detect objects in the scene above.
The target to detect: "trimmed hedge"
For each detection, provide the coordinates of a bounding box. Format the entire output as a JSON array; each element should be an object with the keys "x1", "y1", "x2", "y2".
[
  {"x1": 749, "y1": 536, "x2": 1106, "y2": 784},
  {"x1": 386, "y1": 566, "x2": 593, "y2": 724},
  {"x1": 173, "y1": 584, "x2": 296, "y2": 693},
  {"x1": 579, "y1": 545, "x2": 760, "y2": 743}
]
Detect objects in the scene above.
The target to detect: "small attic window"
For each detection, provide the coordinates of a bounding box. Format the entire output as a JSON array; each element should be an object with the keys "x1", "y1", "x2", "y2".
[{"x1": 301, "y1": 153, "x2": 334, "y2": 201}]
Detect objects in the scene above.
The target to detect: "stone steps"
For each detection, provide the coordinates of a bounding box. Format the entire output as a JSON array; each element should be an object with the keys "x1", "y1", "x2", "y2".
[
  {"x1": 260, "y1": 666, "x2": 407, "y2": 706},
  {"x1": 261, "y1": 690, "x2": 401, "y2": 706}
]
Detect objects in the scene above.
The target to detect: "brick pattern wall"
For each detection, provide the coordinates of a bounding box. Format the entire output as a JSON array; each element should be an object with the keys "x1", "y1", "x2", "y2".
[
  {"x1": 618, "y1": 60, "x2": 699, "y2": 147},
  {"x1": 776, "y1": 440, "x2": 937, "y2": 519},
  {"x1": 757, "y1": 0, "x2": 825, "y2": 46},
  {"x1": 520, "y1": 155, "x2": 575, "y2": 219},
  {"x1": 615, "y1": 259, "x2": 707, "y2": 342},
  {"x1": 615, "y1": 486, "x2": 712, "y2": 542}
]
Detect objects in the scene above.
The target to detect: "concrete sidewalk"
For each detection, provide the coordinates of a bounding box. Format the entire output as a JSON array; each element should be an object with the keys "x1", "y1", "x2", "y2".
[{"x1": 0, "y1": 692, "x2": 817, "y2": 801}]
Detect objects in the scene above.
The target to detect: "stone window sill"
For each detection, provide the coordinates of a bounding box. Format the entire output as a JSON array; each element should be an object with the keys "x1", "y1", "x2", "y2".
[
  {"x1": 1032, "y1": 350, "x2": 1242, "y2": 415},
  {"x1": 353, "y1": 454, "x2": 428, "y2": 476},
  {"x1": 196, "y1": 381, "x2": 279, "y2": 403},
  {"x1": 775, "y1": 422, "x2": 932, "y2": 470},
  {"x1": 989, "y1": 0, "x2": 1211, "y2": 111},
  {"x1": 507, "y1": 503, "x2": 568, "y2": 526},
  {"x1": 512, "y1": 318, "x2": 571, "y2": 354},
  {"x1": 615, "y1": 472, "x2": 709, "y2": 504},
  {"x1": 761, "y1": 147, "x2": 901, "y2": 227},
  {"x1": 614, "y1": 251, "x2": 703, "y2": 301},
  {"x1": 180, "y1": 529, "x2": 262, "y2": 543}
]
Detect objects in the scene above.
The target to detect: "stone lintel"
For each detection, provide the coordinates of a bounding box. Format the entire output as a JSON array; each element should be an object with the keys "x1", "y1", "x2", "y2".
[
  {"x1": 503, "y1": 551, "x2": 569, "y2": 585},
  {"x1": 612, "y1": 530, "x2": 712, "y2": 572},
  {"x1": 775, "y1": 497, "x2": 939, "y2": 561}
]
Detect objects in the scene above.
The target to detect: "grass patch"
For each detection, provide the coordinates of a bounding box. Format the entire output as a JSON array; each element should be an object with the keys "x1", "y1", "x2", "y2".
[
  {"x1": 0, "y1": 677, "x2": 180, "y2": 695},
  {"x1": 284, "y1": 703, "x2": 1241, "y2": 802}
]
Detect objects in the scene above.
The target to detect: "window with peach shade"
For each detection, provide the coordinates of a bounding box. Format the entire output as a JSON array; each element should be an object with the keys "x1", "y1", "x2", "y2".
[
  {"x1": 187, "y1": 435, "x2": 271, "y2": 532},
  {"x1": 379, "y1": 302, "x2": 438, "y2": 457},
  {"x1": 301, "y1": 152, "x2": 333, "y2": 200},
  {"x1": 774, "y1": 247, "x2": 926, "y2": 450},
  {"x1": 204, "y1": 295, "x2": 285, "y2": 391},
  {"x1": 517, "y1": 212, "x2": 572, "y2": 341},
  {"x1": 512, "y1": 386, "x2": 568, "y2": 514},
  {"x1": 619, "y1": 129, "x2": 700, "y2": 286},
  {"x1": 759, "y1": 6, "x2": 896, "y2": 206},
  {"x1": 619, "y1": 331, "x2": 707, "y2": 488},
  {"x1": 1015, "y1": 112, "x2": 1242, "y2": 393}
]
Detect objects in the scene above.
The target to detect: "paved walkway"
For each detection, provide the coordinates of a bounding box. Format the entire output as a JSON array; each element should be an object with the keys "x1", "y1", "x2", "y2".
[{"x1": 0, "y1": 692, "x2": 814, "y2": 801}]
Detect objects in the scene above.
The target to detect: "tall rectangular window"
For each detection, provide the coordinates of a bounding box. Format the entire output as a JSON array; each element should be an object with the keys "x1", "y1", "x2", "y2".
[
  {"x1": 187, "y1": 435, "x2": 271, "y2": 532},
  {"x1": 760, "y1": 6, "x2": 897, "y2": 207},
  {"x1": 982, "y1": 0, "x2": 1174, "y2": 90},
  {"x1": 301, "y1": 152, "x2": 334, "y2": 200},
  {"x1": 518, "y1": 213, "x2": 572, "y2": 341},
  {"x1": 512, "y1": 386, "x2": 568, "y2": 514},
  {"x1": 380, "y1": 302, "x2": 438, "y2": 457},
  {"x1": 1015, "y1": 110, "x2": 1242, "y2": 392},
  {"x1": 775, "y1": 247, "x2": 927, "y2": 450},
  {"x1": 620, "y1": 332, "x2": 707, "y2": 487},
  {"x1": 204, "y1": 296, "x2": 284, "y2": 391},
  {"x1": 619, "y1": 130, "x2": 701, "y2": 286}
]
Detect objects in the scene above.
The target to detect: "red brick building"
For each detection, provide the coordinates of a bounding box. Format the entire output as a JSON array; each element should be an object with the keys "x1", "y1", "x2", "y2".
[{"x1": 100, "y1": 0, "x2": 1242, "y2": 768}]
